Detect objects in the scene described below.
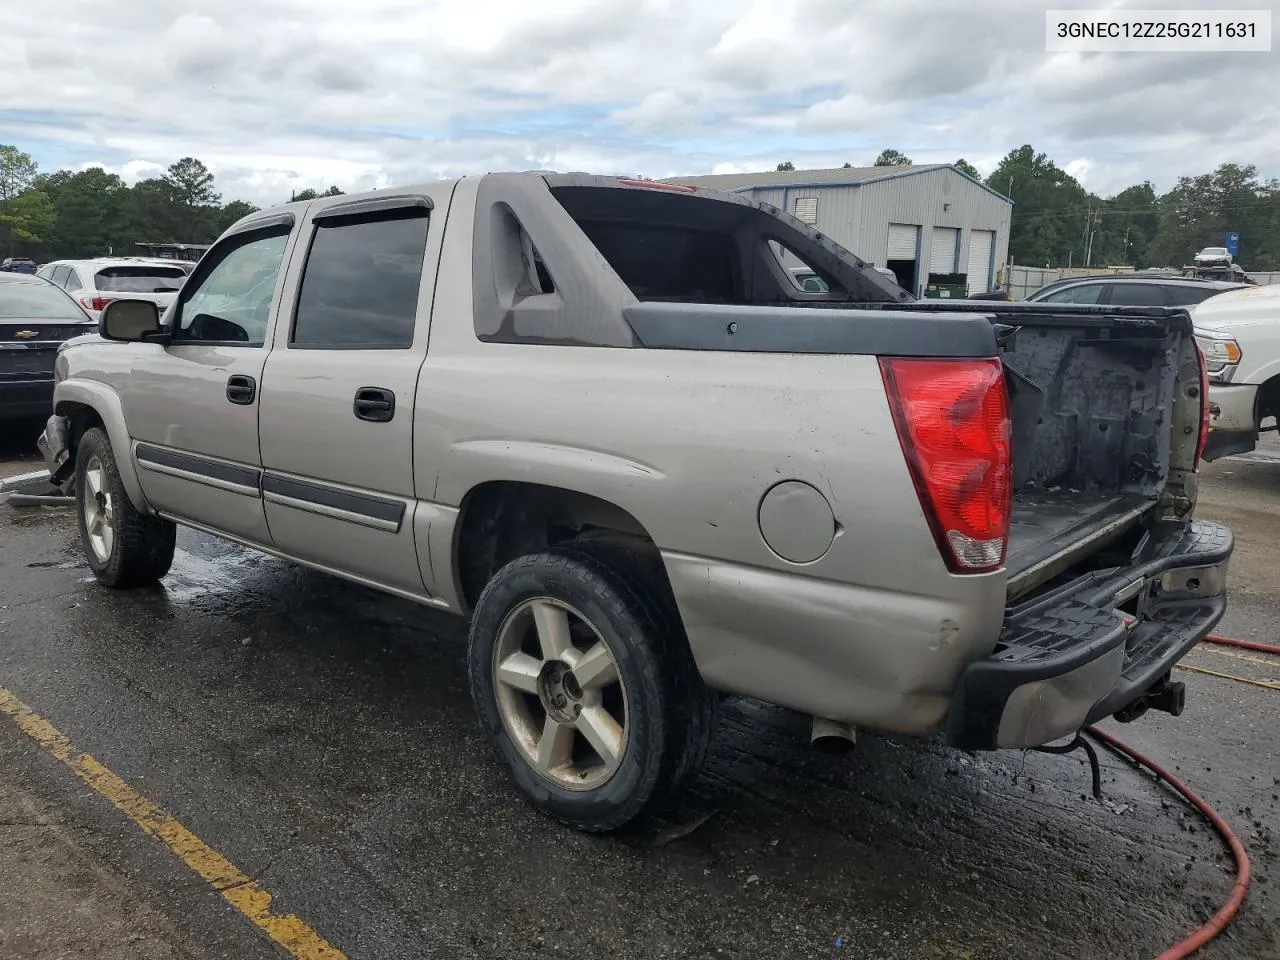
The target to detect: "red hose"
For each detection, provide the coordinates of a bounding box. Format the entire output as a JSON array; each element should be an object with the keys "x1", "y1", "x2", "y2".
[
  {"x1": 1204, "y1": 633, "x2": 1280, "y2": 656},
  {"x1": 1083, "y1": 632, "x2": 1280, "y2": 959},
  {"x1": 1084, "y1": 725, "x2": 1252, "y2": 960}
]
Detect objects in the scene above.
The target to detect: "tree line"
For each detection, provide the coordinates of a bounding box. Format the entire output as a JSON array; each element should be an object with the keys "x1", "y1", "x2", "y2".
[
  {"x1": 0, "y1": 144, "x2": 343, "y2": 262},
  {"x1": 4, "y1": 138, "x2": 1277, "y2": 270},
  {"x1": 777, "y1": 146, "x2": 1280, "y2": 271}
]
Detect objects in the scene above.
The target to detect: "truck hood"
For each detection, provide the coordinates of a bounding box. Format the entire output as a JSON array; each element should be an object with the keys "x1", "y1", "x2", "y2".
[{"x1": 1190, "y1": 283, "x2": 1280, "y2": 333}]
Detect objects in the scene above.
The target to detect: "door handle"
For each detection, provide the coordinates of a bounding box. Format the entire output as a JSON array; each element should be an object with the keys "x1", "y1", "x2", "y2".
[
  {"x1": 354, "y1": 387, "x2": 395, "y2": 423},
  {"x1": 226, "y1": 375, "x2": 256, "y2": 405}
]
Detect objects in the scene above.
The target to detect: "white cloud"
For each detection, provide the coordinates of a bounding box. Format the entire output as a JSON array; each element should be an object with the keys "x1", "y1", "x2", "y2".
[{"x1": 0, "y1": 0, "x2": 1276, "y2": 208}]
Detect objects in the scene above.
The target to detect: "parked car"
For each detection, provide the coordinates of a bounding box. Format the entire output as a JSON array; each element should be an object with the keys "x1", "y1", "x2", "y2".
[
  {"x1": 1191, "y1": 283, "x2": 1280, "y2": 461},
  {"x1": 1025, "y1": 273, "x2": 1246, "y2": 307},
  {"x1": 1, "y1": 257, "x2": 38, "y2": 274},
  {"x1": 35, "y1": 257, "x2": 188, "y2": 321},
  {"x1": 0, "y1": 273, "x2": 95, "y2": 421},
  {"x1": 38, "y1": 173, "x2": 1230, "y2": 832},
  {"x1": 1194, "y1": 247, "x2": 1233, "y2": 268}
]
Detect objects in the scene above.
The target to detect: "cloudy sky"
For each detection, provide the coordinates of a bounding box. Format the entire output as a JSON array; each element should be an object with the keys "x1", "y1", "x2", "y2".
[{"x1": 3, "y1": 0, "x2": 1276, "y2": 207}]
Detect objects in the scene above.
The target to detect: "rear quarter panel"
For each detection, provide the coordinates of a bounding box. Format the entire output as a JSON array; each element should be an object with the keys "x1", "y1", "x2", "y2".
[{"x1": 415, "y1": 178, "x2": 1005, "y2": 732}]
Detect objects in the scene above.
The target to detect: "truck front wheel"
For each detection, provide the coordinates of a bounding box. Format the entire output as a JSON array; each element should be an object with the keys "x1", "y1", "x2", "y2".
[
  {"x1": 75, "y1": 428, "x2": 176, "y2": 588},
  {"x1": 467, "y1": 544, "x2": 714, "y2": 832}
]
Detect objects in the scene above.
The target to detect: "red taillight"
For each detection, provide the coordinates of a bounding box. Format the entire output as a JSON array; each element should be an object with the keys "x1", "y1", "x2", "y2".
[
  {"x1": 1195, "y1": 342, "x2": 1211, "y2": 466},
  {"x1": 880, "y1": 357, "x2": 1012, "y2": 573},
  {"x1": 80, "y1": 296, "x2": 113, "y2": 312},
  {"x1": 615, "y1": 178, "x2": 697, "y2": 193}
]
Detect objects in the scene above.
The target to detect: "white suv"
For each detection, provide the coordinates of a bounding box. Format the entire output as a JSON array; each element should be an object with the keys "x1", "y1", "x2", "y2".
[
  {"x1": 1194, "y1": 283, "x2": 1280, "y2": 460},
  {"x1": 35, "y1": 257, "x2": 188, "y2": 321}
]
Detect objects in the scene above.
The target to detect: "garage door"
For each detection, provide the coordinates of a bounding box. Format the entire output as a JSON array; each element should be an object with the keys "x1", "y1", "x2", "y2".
[
  {"x1": 929, "y1": 227, "x2": 959, "y2": 274},
  {"x1": 887, "y1": 223, "x2": 918, "y2": 260},
  {"x1": 967, "y1": 230, "x2": 994, "y2": 293}
]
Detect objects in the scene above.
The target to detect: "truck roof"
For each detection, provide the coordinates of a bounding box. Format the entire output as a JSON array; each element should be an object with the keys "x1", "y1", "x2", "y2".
[{"x1": 226, "y1": 171, "x2": 914, "y2": 305}]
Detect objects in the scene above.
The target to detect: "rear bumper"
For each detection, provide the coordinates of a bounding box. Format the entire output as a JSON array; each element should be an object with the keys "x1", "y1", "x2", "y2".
[
  {"x1": 37, "y1": 413, "x2": 73, "y2": 487},
  {"x1": 0, "y1": 378, "x2": 54, "y2": 420},
  {"x1": 1208, "y1": 382, "x2": 1257, "y2": 433},
  {"x1": 1202, "y1": 382, "x2": 1258, "y2": 461},
  {"x1": 946, "y1": 519, "x2": 1232, "y2": 750}
]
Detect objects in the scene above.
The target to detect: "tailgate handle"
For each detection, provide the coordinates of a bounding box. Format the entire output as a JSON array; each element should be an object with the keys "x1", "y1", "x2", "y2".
[
  {"x1": 354, "y1": 387, "x2": 395, "y2": 423},
  {"x1": 226, "y1": 375, "x2": 257, "y2": 405}
]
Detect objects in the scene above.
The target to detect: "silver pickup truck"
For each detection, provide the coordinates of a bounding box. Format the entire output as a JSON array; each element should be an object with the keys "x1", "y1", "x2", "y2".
[{"x1": 38, "y1": 173, "x2": 1231, "y2": 832}]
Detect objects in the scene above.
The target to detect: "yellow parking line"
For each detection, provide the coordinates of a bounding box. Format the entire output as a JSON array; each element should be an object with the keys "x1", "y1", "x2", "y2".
[
  {"x1": 1175, "y1": 663, "x2": 1280, "y2": 692},
  {"x1": 0, "y1": 686, "x2": 346, "y2": 960},
  {"x1": 1202, "y1": 645, "x2": 1280, "y2": 670}
]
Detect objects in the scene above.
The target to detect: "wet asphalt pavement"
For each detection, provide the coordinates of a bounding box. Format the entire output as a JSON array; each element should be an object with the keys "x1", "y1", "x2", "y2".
[{"x1": 1, "y1": 434, "x2": 1279, "y2": 959}]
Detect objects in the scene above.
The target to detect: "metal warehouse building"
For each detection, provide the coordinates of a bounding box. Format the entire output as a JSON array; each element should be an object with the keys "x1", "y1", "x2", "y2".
[{"x1": 664, "y1": 164, "x2": 1013, "y2": 298}]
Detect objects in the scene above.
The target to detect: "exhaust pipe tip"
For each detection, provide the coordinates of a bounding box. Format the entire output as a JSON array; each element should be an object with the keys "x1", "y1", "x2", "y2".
[{"x1": 810, "y1": 716, "x2": 857, "y2": 754}]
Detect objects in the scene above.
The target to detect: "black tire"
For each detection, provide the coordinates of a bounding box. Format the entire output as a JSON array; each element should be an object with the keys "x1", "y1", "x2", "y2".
[
  {"x1": 75, "y1": 427, "x2": 176, "y2": 588},
  {"x1": 468, "y1": 544, "x2": 715, "y2": 832}
]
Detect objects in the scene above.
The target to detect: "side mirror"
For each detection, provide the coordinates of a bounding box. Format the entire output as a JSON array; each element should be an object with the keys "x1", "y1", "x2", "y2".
[{"x1": 99, "y1": 299, "x2": 165, "y2": 343}]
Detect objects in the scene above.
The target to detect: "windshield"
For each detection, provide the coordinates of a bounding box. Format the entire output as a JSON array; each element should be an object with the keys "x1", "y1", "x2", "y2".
[
  {"x1": 95, "y1": 266, "x2": 187, "y2": 293},
  {"x1": 0, "y1": 283, "x2": 87, "y2": 320},
  {"x1": 1201, "y1": 248, "x2": 1228, "y2": 256}
]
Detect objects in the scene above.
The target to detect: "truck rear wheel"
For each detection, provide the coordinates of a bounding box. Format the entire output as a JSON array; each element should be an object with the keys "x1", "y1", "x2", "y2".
[
  {"x1": 467, "y1": 544, "x2": 714, "y2": 832},
  {"x1": 75, "y1": 427, "x2": 176, "y2": 589}
]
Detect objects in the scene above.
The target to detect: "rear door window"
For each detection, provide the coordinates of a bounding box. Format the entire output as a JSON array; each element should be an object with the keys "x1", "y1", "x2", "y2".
[
  {"x1": 64, "y1": 268, "x2": 83, "y2": 292},
  {"x1": 1105, "y1": 283, "x2": 1166, "y2": 306},
  {"x1": 50, "y1": 265, "x2": 70, "y2": 287},
  {"x1": 94, "y1": 266, "x2": 187, "y2": 294},
  {"x1": 1166, "y1": 286, "x2": 1222, "y2": 306},
  {"x1": 290, "y1": 211, "x2": 429, "y2": 349},
  {"x1": 1040, "y1": 283, "x2": 1104, "y2": 304}
]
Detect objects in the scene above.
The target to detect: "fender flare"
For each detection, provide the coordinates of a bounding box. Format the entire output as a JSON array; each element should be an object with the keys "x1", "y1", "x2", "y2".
[{"x1": 54, "y1": 379, "x2": 152, "y2": 513}]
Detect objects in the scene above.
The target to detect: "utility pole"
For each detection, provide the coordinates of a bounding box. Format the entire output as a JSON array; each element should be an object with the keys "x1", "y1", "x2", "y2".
[{"x1": 1080, "y1": 206, "x2": 1092, "y2": 268}]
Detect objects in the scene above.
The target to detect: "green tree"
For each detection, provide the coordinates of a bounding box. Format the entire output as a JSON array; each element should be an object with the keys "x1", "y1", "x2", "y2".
[
  {"x1": 0, "y1": 145, "x2": 38, "y2": 202},
  {"x1": 987, "y1": 145, "x2": 1091, "y2": 266},
  {"x1": 215, "y1": 200, "x2": 259, "y2": 233},
  {"x1": 41, "y1": 167, "x2": 136, "y2": 258},
  {"x1": 164, "y1": 157, "x2": 220, "y2": 208},
  {"x1": 163, "y1": 157, "x2": 219, "y2": 241},
  {"x1": 776, "y1": 161, "x2": 795, "y2": 172},
  {"x1": 0, "y1": 189, "x2": 56, "y2": 250},
  {"x1": 1093, "y1": 182, "x2": 1160, "y2": 267},
  {"x1": 953, "y1": 158, "x2": 980, "y2": 179},
  {"x1": 874, "y1": 149, "x2": 912, "y2": 166},
  {"x1": 130, "y1": 178, "x2": 183, "y2": 242},
  {"x1": 293, "y1": 185, "x2": 345, "y2": 202}
]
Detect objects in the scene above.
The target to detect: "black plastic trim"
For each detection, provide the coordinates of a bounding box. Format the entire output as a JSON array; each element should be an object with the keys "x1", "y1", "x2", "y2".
[
  {"x1": 134, "y1": 443, "x2": 261, "y2": 490},
  {"x1": 877, "y1": 299, "x2": 1196, "y2": 335},
  {"x1": 226, "y1": 212, "x2": 295, "y2": 239},
  {"x1": 261, "y1": 473, "x2": 405, "y2": 526},
  {"x1": 1202, "y1": 428, "x2": 1257, "y2": 462},
  {"x1": 313, "y1": 195, "x2": 432, "y2": 224},
  {"x1": 624, "y1": 302, "x2": 998, "y2": 357}
]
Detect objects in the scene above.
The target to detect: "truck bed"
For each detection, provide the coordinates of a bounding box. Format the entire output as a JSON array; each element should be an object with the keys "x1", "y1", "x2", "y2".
[{"x1": 1006, "y1": 490, "x2": 1150, "y2": 585}]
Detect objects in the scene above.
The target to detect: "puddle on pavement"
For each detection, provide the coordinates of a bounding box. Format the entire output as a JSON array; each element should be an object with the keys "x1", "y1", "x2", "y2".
[{"x1": 162, "y1": 544, "x2": 273, "y2": 602}]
